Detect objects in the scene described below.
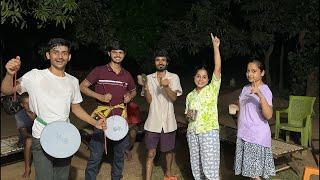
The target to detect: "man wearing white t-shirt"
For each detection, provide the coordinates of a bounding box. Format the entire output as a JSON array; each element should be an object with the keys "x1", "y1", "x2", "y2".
[{"x1": 1, "y1": 38, "x2": 105, "y2": 180}]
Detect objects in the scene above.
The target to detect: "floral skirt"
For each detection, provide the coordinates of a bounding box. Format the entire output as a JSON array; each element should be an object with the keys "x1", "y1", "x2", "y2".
[{"x1": 234, "y1": 138, "x2": 276, "y2": 179}]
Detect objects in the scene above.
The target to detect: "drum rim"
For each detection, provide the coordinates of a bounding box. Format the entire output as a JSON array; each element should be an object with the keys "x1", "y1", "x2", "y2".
[
  {"x1": 105, "y1": 115, "x2": 129, "y2": 141},
  {"x1": 40, "y1": 121, "x2": 81, "y2": 158}
]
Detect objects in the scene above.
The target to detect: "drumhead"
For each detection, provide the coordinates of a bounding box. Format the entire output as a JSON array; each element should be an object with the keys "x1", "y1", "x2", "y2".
[
  {"x1": 104, "y1": 115, "x2": 129, "y2": 141},
  {"x1": 40, "y1": 121, "x2": 81, "y2": 158}
]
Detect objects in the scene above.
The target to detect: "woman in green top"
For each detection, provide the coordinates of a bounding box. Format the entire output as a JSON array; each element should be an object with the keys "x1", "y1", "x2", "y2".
[{"x1": 185, "y1": 33, "x2": 221, "y2": 180}]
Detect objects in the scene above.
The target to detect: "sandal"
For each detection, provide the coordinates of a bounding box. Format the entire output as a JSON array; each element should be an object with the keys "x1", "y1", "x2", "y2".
[{"x1": 163, "y1": 175, "x2": 178, "y2": 180}]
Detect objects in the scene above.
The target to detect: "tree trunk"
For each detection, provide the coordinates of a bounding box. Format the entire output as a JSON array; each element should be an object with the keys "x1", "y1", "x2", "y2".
[
  {"x1": 278, "y1": 42, "x2": 284, "y2": 93},
  {"x1": 264, "y1": 44, "x2": 274, "y2": 86},
  {"x1": 306, "y1": 67, "x2": 318, "y2": 97},
  {"x1": 299, "y1": 31, "x2": 306, "y2": 49}
]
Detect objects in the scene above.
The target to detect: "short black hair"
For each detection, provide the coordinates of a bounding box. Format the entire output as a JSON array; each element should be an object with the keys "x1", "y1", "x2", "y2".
[
  {"x1": 18, "y1": 92, "x2": 29, "y2": 103},
  {"x1": 153, "y1": 49, "x2": 170, "y2": 62},
  {"x1": 47, "y1": 38, "x2": 71, "y2": 51},
  {"x1": 108, "y1": 40, "x2": 127, "y2": 52}
]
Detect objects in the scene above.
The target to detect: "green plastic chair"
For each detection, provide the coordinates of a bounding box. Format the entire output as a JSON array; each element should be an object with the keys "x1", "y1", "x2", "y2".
[{"x1": 275, "y1": 96, "x2": 316, "y2": 147}]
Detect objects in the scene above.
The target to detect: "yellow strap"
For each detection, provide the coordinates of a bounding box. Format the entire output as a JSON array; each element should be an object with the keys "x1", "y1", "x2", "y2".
[{"x1": 91, "y1": 103, "x2": 127, "y2": 119}]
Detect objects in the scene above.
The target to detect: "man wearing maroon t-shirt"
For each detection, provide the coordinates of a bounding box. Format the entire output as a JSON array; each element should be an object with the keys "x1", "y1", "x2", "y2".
[{"x1": 80, "y1": 41, "x2": 136, "y2": 180}]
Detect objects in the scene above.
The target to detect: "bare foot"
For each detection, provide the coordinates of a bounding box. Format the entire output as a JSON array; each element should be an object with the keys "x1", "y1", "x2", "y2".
[
  {"x1": 22, "y1": 169, "x2": 31, "y2": 179},
  {"x1": 125, "y1": 150, "x2": 133, "y2": 161}
]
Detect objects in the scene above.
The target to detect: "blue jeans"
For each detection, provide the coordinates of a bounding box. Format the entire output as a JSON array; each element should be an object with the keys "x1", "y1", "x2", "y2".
[
  {"x1": 32, "y1": 138, "x2": 71, "y2": 180},
  {"x1": 85, "y1": 128, "x2": 129, "y2": 180}
]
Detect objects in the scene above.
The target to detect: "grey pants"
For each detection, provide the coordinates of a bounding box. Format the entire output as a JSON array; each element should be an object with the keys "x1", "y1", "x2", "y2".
[{"x1": 32, "y1": 138, "x2": 72, "y2": 180}]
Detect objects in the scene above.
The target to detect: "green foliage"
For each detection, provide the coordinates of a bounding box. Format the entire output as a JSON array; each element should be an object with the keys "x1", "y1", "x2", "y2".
[
  {"x1": 234, "y1": 0, "x2": 280, "y2": 58},
  {"x1": 1, "y1": 0, "x2": 78, "y2": 28},
  {"x1": 50, "y1": 0, "x2": 320, "y2": 93},
  {"x1": 288, "y1": 47, "x2": 319, "y2": 95},
  {"x1": 159, "y1": 0, "x2": 278, "y2": 59},
  {"x1": 109, "y1": 0, "x2": 165, "y2": 63},
  {"x1": 159, "y1": 0, "x2": 233, "y2": 57},
  {"x1": 73, "y1": 0, "x2": 192, "y2": 71},
  {"x1": 73, "y1": 0, "x2": 113, "y2": 49},
  {"x1": 294, "y1": 0, "x2": 319, "y2": 32},
  {"x1": 1, "y1": 0, "x2": 26, "y2": 28},
  {"x1": 287, "y1": 0, "x2": 319, "y2": 95},
  {"x1": 159, "y1": 0, "x2": 318, "y2": 91}
]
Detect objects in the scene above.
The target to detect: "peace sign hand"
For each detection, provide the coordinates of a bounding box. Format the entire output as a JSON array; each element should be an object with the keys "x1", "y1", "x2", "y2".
[{"x1": 251, "y1": 81, "x2": 261, "y2": 95}]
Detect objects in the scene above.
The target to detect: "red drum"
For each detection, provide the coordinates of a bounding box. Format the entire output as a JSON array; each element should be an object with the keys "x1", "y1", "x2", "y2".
[{"x1": 127, "y1": 101, "x2": 141, "y2": 125}]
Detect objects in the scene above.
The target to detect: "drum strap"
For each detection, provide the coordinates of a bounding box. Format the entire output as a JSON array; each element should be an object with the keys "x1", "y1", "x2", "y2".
[
  {"x1": 91, "y1": 104, "x2": 127, "y2": 119},
  {"x1": 36, "y1": 117, "x2": 48, "y2": 126},
  {"x1": 91, "y1": 103, "x2": 127, "y2": 155},
  {"x1": 13, "y1": 72, "x2": 17, "y2": 101}
]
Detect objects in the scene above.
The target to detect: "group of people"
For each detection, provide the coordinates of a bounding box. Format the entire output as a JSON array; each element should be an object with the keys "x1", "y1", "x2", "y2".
[
  {"x1": 1, "y1": 33, "x2": 276, "y2": 180},
  {"x1": 184, "y1": 34, "x2": 275, "y2": 180}
]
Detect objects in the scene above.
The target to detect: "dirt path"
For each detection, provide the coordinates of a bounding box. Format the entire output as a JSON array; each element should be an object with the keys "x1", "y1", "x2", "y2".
[{"x1": 1, "y1": 85, "x2": 318, "y2": 179}]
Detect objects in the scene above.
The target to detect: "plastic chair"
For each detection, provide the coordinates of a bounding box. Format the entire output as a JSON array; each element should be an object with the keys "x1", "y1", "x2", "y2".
[
  {"x1": 303, "y1": 166, "x2": 319, "y2": 180},
  {"x1": 275, "y1": 96, "x2": 316, "y2": 147}
]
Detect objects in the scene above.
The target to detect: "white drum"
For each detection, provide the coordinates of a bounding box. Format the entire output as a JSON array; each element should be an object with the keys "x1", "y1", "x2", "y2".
[
  {"x1": 40, "y1": 121, "x2": 81, "y2": 158},
  {"x1": 104, "y1": 115, "x2": 129, "y2": 141}
]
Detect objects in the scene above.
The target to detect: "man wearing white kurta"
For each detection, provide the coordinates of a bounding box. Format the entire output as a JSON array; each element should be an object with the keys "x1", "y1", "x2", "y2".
[{"x1": 140, "y1": 49, "x2": 182, "y2": 180}]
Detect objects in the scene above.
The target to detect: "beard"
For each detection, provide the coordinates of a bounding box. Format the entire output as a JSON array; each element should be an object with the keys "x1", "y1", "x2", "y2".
[
  {"x1": 111, "y1": 58, "x2": 123, "y2": 64},
  {"x1": 156, "y1": 65, "x2": 167, "y2": 72}
]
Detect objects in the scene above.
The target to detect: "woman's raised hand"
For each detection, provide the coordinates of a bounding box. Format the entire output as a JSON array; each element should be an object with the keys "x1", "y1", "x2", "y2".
[{"x1": 210, "y1": 33, "x2": 220, "y2": 48}]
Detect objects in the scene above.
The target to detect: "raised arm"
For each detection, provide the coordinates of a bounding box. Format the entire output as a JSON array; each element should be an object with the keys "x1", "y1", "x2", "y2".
[
  {"x1": 1, "y1": 56, "x2": 22, "y2": 95},
  {"x1": 210, "y1": 33, "x2": 221, "y2": 80}
]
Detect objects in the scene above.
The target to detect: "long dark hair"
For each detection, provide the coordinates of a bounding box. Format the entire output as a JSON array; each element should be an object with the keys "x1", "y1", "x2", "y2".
[
  {"x1": 194, "y1": 65, "x2": 211, "y2": 79},
  {"x1": 248, "y1": 59, "x2": 265, "y2": 72}
]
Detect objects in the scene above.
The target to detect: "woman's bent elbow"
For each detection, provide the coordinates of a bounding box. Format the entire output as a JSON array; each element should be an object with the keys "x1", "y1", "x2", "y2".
[{"x1": 265, "y1": 114, "x2": 273, "y2": 120}]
